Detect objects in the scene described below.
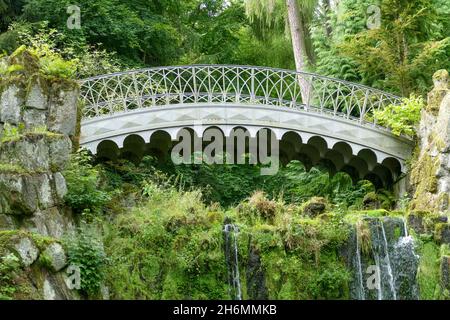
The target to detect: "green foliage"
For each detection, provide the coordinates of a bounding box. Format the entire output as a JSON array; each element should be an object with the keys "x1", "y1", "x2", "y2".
[
  {"x1": 104, "y1": 181, "x2": 228, "y2": 299},
  {"x1": 312, "y1": 0, "x2": 450, "y2": 95},
  {"x1": 0, "y1": 253, "x2": 20, "y2": 300},
  {"x1": 103, "y1": 178, "x2": 353, "y2": 300},
  {"x1": 64, "y1": 149, "x2": 112, "y2": 214},
  {"x1": 0, "y1": 123, "x2": 21, "y2": 143},
  {"x1": 64, "y1": 224, "x2": 107, "y2": 297},
  {"x1": 372, "y1": 95, "x2": 425, "y2": 136},
  {"x1": 416, "y1": 239, "x2": 444, "y2": 299}
]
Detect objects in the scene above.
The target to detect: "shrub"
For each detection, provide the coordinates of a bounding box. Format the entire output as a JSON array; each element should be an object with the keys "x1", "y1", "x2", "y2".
[
  {"x1": 0, "y1": 253, "x2": 20, "y2": 300},
  {"x1": 64, "y1": 149, "x2": 112, "y2": 214},
  {"x1": 372, "y1": 95, "x2": 424, "y2": 137},
  {"x1": 64, "y1": 224, "x2": 107, "y2": 297}
]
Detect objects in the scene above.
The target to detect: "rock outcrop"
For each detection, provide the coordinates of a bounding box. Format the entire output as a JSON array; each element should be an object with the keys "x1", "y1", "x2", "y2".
[
  {"x1": 0, "y1": 49, "x2": 79, "y2": 300},
  {"x1": 410, "y1": 70, "x2": 450, "y2": 213}
]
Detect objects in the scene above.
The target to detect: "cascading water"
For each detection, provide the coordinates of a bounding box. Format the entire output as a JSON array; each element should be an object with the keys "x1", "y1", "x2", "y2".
[
  {"x1": 380, "y1": 222, "x2": 397, "y2": 300},
  {"x1": 349, "y1": 216, "x2": 420, "y2": 300},
  {"x1": 223, "y1": 223, "x2": 242, "y2": 300},
  {"x1": 355, "y1": 231, "x2": 366, "y2": 300}
]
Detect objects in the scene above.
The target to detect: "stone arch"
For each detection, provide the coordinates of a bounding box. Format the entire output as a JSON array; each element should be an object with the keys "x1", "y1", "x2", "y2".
[
  {"x1": 255, "y1": 128, "x2": 278, "y2": 160},
  {"x1": 364, "y1": 172, "x2": 384, "y2": 190},
  {"x1": 372, "y1": 164, "x2": 394, "y2": 188},
  {"x1": 299, "y1": 144, "x2": 321, "y2": 166},
  {"x1": 315, "y1": 158, "x2": 337, "y2": 176},
  {"x1": 382, "y1": 157, "x2": 402, "y2": 181},
  {"x1": 348, "y1": 156, "x2": 369, "y2": 179},
  {"x1": 358, "y1": 149, "x2": 378, "y2": 171},
  {"x1": 203, "y1": 126, "x2": 226, "y2": 161},
  {"x1": 226, "y1": 126, "x2": 252, "y2": 163},
  {"x1": 280, "y1": 131, "x2": 303, "y2": 164},
  {"x1": 340, "y1": 165, "x2": 360, "y2": 183},
  {"x1": 148, "y1": 130, "x2": 172, "y2": 161},
  {"x1": 121, "y1": 134, "x2": 146, "y2": 164},
  {"x1": 308, "y1": 136, "x2": 328, "y2": 157},
  {"x1": 324, "y1": 149, "x2": 345, "y2": 172},
  {"x1": 96, "y1": 140, "x2": 120, "y2": 162},
  {"x1": 292, "y1": 153, "x2": 314, "y2": 171},
  {"x1": 332, "y1": 141, "x2": 353, "y2": 164}
]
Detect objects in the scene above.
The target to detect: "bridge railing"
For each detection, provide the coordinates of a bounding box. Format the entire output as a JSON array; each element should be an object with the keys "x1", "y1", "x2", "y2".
[{"x1": 79, "y1": 65, "x2": 402, "y2": 129}]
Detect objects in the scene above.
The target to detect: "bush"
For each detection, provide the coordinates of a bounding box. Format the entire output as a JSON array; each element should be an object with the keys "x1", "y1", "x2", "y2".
[
  {"x1": 64, "y1": 224, "x2": 107, "y2": 297},
  {"x1": 64, "y1": 149, "x2": 112, "y2": 214},
  {"x1": 0, "y1": 253, "x2": 20, "y2": 300},
  {"x1": 372, "y1": 95, "x2": 424, "y2": 137}
]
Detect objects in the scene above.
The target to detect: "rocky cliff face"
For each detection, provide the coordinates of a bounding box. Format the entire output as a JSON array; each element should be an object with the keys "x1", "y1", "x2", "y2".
[
  {"x1": 410, "y1": 70, "x2": 450, "y2": 213},
  {"x1": 408, "y1": 69, "x2": 450, "y2": 298},
  {"x1": 0, "y1": 50, "x2": 80, "y2": 299}
]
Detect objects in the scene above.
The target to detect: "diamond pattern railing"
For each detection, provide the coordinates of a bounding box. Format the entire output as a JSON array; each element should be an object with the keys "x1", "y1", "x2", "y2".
[{"x1": 79, "y1": 65, "x2": 402, "y2": 130}]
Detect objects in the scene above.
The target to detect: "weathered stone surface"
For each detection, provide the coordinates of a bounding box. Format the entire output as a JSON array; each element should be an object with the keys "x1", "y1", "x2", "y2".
[
  {"x1": 441, "y1": 256, "x2": 450, "y2": 292},
  {"x1": 246, "y1": 245, "x2": 268, "y2": 300},
  {"x1": 410, "y1": 69, "x2": 450, "y2": 213},
  {"x1": 43, "y1": 277, "x2": 57, "y2": 300},
  {"x1": 48, "y1": 87, "x2": 79, "y2": 136},
  {"x1": 14, "y1": 237, "x2": 39, "y2": 267},
  {"x1": 0, "y1": 173, "x2": 58, "y2": 215},
  {"x1": 53, "y1": 172, "x2": 68, "y2": 202},
  {"x1": 24, "y1": 207, "x2": 75, "y2": 239},
  {"x1": 23, "y1": 108, "x2": 47, "y2": 129},
  {"x1": 43, "y1": 243, "x2": 67, "y2": 272},
  {"x1": 25, "y1": 82, "x2": 48, "y2": 110},
  {"x1": 0, "y1": 174, "x2": 39, "y2": 215},
  {"x1": 49, "y1": 136, "x2": 72, "y2": 171},
  {"x1": 42, "y1": 271, "x2": 81, "y2": 300},
  {"x1": 0, "y1": 214, "x2": 16, "y2": 230},
  {"x1": 0, "y1": 137, "x2": 50, "y2": 172},
  {"x1": 435, "y1": 223, "x2": 450, "y2": 244},
  {"x1": 0, "y1": 84, "x2": 23, "y2": 124}
]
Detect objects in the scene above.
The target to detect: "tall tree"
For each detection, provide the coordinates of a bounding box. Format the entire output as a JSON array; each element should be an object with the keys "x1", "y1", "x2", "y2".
[{"x1": 244, "y1": 0, "x2": 319, "y2": 102}]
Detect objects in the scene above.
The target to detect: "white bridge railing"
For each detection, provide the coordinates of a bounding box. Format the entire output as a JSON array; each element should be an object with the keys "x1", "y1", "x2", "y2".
[{"x1": 79, "y1": 65, "x2": 402, "y2": 130}]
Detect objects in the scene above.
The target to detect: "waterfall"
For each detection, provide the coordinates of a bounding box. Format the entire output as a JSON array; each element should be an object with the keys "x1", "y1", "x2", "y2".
[
  {"x1": 223, "y1": 223, "x2": 242, "y2": 300},
  {"x1": 402, "y1": 217, "x2": 409, "y2": 237},
  {"x1": 380, "y1": 221, "x2": 397, "y2": 300},
  {"x1": 349, "y1": 217, "x2": 419, "y2": 300},
  {"x1": 355, "y1": 232, "x2": 366, "y2": 300}
]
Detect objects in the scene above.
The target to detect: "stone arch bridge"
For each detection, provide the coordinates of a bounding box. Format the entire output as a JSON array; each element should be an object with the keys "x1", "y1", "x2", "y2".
[{"x1": 79, "y1": 65, "x2": 414, "y2": 187}]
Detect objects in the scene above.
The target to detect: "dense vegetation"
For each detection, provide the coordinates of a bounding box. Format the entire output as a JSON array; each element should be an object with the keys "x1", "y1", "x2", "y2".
[
  {"x1": 0, "y1": 0, "x2": 449, "y2": 300},
  {"x1": 1, "y1": 0, "x2": 448, "y2": 95}
]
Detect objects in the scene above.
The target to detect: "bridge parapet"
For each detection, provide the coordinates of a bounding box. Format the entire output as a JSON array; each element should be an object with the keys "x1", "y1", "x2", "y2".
[{"x1": 80, "y1": 65, "x2": 402, "y2": 130}]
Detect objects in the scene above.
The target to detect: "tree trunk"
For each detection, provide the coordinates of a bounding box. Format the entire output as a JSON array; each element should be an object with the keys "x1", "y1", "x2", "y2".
[{"x1": 286, "y1": 0, "x2": 311, "y2": 105}]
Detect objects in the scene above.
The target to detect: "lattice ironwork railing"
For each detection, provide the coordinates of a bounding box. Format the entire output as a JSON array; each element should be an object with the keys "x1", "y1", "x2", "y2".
[{"x1": 79, "y1": 65, "x2": 402, "y2": 129}]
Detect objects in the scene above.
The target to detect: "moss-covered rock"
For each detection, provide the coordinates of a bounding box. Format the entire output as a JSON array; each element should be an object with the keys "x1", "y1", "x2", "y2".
[
  {"x1": 302, "y1": 197, "x2": 327, "y2": 217},
  {"x1": 410, "y1": 69, "x2": 450, "y2": 213}
]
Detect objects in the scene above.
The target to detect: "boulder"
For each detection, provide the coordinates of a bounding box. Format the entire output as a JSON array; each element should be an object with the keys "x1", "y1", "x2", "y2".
[
  {"x1": 303, "y1": 197, "x2": 327, "y2": 217},
  {"x1": 13, "y1": 237, "x2": 39, "y2": 267},
  {"x1": 362, "y1": 192, "x2": 380, "y2": 210},
  {"x1": 43, "y1": 243, "x2": 67, "y2": 272},
  {"x1": 24, "y1": 207, "x2": 75, "y2": 239}
]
